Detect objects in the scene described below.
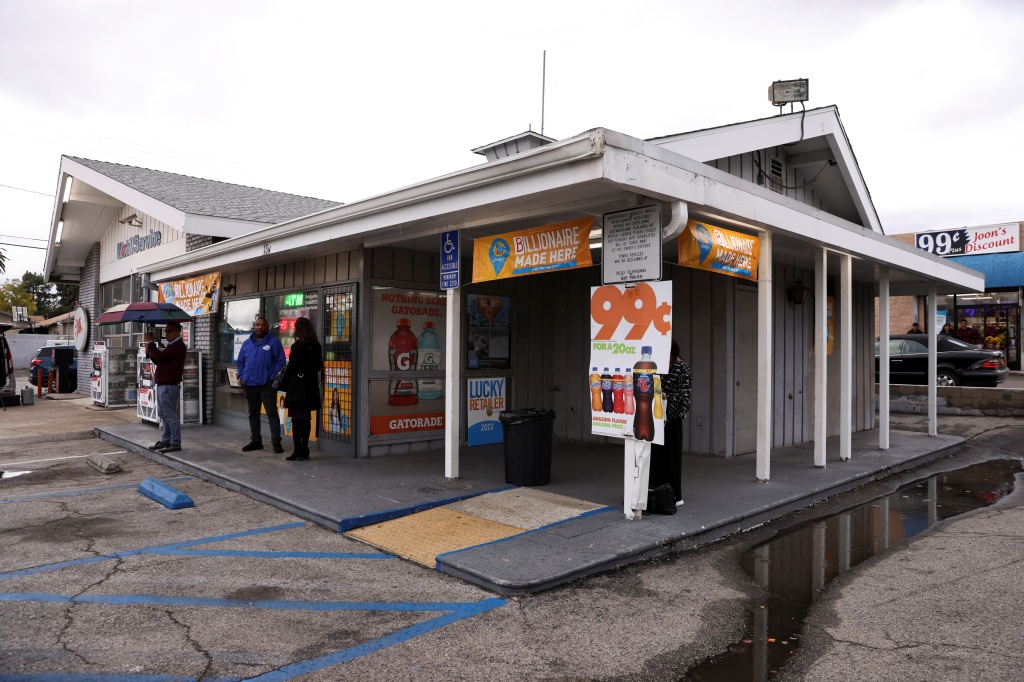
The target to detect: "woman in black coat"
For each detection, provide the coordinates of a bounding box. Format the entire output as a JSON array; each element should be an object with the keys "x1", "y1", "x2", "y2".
[{"x1": 281, "y1": 316, "x2": 323, "y2": 461}]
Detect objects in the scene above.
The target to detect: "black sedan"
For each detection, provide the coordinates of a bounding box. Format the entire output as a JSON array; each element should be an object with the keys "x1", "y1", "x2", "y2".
[{"x1": 875, "y1": 334, "x2": 1009, "y2": 387}]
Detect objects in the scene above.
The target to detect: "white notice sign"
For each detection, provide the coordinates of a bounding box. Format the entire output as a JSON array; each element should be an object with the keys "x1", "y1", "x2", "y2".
[{"x1": 602, "y1": 205, "x2": 662, "y2": 284}]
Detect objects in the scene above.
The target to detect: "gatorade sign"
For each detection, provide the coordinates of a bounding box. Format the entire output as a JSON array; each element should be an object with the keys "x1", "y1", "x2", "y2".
[{"x1": 472, "y1": 217, "x2": 593, "y2": 283}]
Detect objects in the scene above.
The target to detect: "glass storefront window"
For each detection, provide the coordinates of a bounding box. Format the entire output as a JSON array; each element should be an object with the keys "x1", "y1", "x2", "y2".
[
  {"x1": 266, "y1": 291, "x2": 319, "y2": 359},
  {"x1": 218, "y1": 298, "x2": 261, "y2": 363},
  {"x1": 100, "y1": 275, "x2": 143, "y2": 348},
  {"x1": 953, "y1": 289, "x2": 1020, "y2": 370}
]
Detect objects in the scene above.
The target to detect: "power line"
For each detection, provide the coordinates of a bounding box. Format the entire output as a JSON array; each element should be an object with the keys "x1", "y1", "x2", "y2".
[
  {"x1": 0, "y1": 242, "x2": 47, "y2": 250},
  {"x1": 0, "y1": 182, "x2": 52, "y2": 197},
  {"x1": 0, "y1": 235, "x2": 47, "y2": 241}
]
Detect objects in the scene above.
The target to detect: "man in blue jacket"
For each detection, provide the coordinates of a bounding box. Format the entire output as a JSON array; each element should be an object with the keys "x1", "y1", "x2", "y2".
[{"x1": 236, "y1": 317, "x2": 286, "y2": 453}]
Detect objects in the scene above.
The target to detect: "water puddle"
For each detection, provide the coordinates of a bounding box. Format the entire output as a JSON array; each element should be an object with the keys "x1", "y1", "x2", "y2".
[
  {"x1": 1, "y1": 470, "x2": 32, "y2": 479},
  {"x1": 684, "y1": 458, "x2": 1022, "y2": 681}
]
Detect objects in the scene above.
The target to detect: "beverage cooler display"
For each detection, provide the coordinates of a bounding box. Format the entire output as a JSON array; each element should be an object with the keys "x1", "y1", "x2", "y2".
[
  {"x1": 137, "y1": 347, "x2": 203, "y2": 425},
  {"x1": 91, "y1": 342, "x2": 139, "y2": 408}
]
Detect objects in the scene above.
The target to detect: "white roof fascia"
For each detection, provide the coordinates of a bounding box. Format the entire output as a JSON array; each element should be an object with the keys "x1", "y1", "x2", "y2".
[
  {"x1": 600, "y1": 130, "x2": 982, "y2": 292},
  {"x1": 60, "y1": 157, "x2": 189, "y2": 231},
  {"x1": 652, "y1": 107, "x2": 883, "y2": 234},
  {"x1": 182, "y1": 214, "x2": 270, "y2": 238},
  {"x1": 148, "y1": 132, "x2": 606, "y2": 281},
  {"x1": 43, "y1": 171, "x2": 73, "y2": 281}
]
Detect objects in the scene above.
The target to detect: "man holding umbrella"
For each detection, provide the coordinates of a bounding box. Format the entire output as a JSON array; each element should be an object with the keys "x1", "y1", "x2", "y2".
[
  {"x1": 237, "y1": 317, "x2": 286, "y2": 453},
  {"x1": 144, "y1": 321, "x2": 186, "y2": 453}
]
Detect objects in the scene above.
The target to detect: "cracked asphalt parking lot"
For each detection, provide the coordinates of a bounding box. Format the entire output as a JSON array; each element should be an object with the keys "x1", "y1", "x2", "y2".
[{"x1": 0, "y1": 435, "x2": 502, "y2": 680}]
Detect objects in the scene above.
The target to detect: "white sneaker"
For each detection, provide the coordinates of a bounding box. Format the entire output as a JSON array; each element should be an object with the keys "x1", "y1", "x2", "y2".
[{"x1": 675, "y1": 499, "x2": 685, "y2": 507}]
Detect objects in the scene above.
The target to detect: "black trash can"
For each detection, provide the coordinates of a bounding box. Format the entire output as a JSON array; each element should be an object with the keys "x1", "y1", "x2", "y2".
[{"x1": 498, "y1": 408, "x2": 556, "y2": 486}]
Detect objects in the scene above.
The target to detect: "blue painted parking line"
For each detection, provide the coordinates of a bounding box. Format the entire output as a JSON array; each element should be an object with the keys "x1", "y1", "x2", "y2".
[
  {"x1": 0, "y1": 476, "x2": 193, "y2": 504},
  {"x1": 0, "y1": 594, "x2": 507, "y2": 682},
  {"x1": 150, "y1": 549, "x2": 390, "y2": 559}
]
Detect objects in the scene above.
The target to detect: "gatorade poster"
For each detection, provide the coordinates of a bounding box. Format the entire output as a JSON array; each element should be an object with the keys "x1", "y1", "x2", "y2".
[
  {"x1": 467, "y1": 377, "x2": 505, "y2": 446},
  {"x1": 589, "y1": 281, "x2": 672, "y2": 444},
  {"x1": 472, "y1": 217, "x2": 593, "y2": 283},
  {"x1": 678, "y1": 220, "x2": 760, "y2": 282},
  {"x1": 369, "y1": 287, "x2": 447, "y2": 435}
]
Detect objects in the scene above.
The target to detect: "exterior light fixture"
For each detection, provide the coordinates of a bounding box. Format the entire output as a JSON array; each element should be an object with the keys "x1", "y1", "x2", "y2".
[
  {"x1": 119, "y1": 213, "x2": 144, "y2": 228},
  {"x1": 769, "y1": 79, "x2": 809, "y2": 105},
  {"x1": 55, "y1": 220, "x2": 64, "y2": 246},
  {"x1": 788, "y1": 279, "x2": 809, "y2": 305},
  {"x1": 62, "y1": 178, "x2": 73, "y2": 203}
]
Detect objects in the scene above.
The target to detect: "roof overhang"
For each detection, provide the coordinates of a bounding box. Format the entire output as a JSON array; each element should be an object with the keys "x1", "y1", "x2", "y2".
[
  {"x1": 42, "y1": 157, "x2": 271, "y2": 283},
  {"x1": 147, "y1": 127, "x2": 982, "y2": 296}
]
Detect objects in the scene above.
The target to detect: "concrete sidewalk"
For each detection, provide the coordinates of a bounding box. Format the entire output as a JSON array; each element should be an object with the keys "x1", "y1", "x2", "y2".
[{"x1": 1, "y1": 376, "x2": 966, "y2": 594}]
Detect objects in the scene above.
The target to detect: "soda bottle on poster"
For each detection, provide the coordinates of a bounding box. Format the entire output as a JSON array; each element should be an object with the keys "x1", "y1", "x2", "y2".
[
  {"x1": 624, "y1": 370, "x2": 635, "y2": 415},
  {"x1": 632, "y1": 346, "x2": 657, "y2": 441},
  {"x1": 600, "y1": 368, "x2": 614, "y2": 413},
  {"x1": 388, "y1": 318, "x2": 418, "y2": 405},
  {"x1": 416, "y1": 321, "x2": 443, "y2": 400},
  {"x1": 589, "y1": 367, "x2": 602, "y2": 412},
  {"x1": 612, "y1": 369, "x2": 625, "y2": 414},
  {"x1": 654, "y1": 375, "x2": 665, "y2": 420}
]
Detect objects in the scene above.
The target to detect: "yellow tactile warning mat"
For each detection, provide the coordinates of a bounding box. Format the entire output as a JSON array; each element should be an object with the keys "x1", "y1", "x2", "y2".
[{"x1": 345, "y1": 488, "x2": 606, "y2": 568}]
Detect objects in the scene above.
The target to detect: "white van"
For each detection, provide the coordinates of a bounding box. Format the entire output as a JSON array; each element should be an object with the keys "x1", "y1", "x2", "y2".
[{"x1": 0, "y1": 323, "x2": 17, "y2": 406}]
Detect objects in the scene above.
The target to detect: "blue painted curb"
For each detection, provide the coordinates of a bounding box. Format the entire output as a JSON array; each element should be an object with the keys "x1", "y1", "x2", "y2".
[{"x1": 138, "y1": 477, "x2": 194, "y2": 510}]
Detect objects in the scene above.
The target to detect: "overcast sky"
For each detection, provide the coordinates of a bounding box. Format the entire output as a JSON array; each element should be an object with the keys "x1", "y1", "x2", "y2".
[{"x1": 1, "y1": 0, "x2": 1021, "y2": 282}]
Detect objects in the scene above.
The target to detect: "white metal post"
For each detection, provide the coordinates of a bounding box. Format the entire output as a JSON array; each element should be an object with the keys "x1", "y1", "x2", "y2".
[
  {"x1": 927, "y1": 284, "x2": 937, "y2": 436},
  {"x1": 839, "y1": 254, "x2": 852, "y2": 461},
  {"x1": 756, "y1": 233, "x2": 772, "y2": 482},
  {"x1": 879, "y1": 269, "x2": 890, "y2": 450},
  {"x1": 444, "y1": 287, "x2": 463, "y2": 478},
  {"x1": 814, "y1": 248, "x2": 828, "y2": 467}
]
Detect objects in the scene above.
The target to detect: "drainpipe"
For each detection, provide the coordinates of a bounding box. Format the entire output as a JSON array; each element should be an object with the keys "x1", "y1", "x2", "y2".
[{"x1": 662, "y1": 201, "x2": 688, "y2": 243}]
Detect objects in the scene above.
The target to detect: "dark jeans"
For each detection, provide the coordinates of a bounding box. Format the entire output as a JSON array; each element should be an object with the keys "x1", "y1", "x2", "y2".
[{"x1": 244, "y1": 382, "x2": 281, "y2": 444}]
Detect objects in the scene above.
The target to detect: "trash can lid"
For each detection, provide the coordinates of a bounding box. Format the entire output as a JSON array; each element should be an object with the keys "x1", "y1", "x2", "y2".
[{"x1": 498, "y1": 408, "x2": 556, "y2": 423}]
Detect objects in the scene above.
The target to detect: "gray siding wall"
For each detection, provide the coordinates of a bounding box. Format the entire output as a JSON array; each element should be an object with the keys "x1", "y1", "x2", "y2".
[
  {"x1": 76, "y1": 243, "x2": 102, "y2": 396},
  {"x1": 707, "y1": 148, "x2": 831, "y2": 213}
]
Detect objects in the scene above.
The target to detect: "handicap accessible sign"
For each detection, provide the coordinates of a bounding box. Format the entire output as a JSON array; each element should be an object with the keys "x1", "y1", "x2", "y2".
[{"x1": 467, "y1": 377, "x2": 505, "y2": 446}]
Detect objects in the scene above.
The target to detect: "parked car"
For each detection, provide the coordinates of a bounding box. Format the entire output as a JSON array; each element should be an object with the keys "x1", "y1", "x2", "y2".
[
  {"x1": 0, "y1": 324, "x2": 16, "y2": 405},
  {"x1": 875, "y1": 334, "x2": 1009, "y2": 387},
  {"x1": 28, "y1": 343, "x2": 78, "y2": 390}
]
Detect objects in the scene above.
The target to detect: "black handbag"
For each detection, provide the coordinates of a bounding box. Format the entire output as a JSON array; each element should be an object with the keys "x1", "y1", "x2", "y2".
[
  {"x1": 271, "y1": 367, "x2": 289, "y2": 391},
  {"x1": 646, "y1": 483, "x2": 677, "y2": 515}
]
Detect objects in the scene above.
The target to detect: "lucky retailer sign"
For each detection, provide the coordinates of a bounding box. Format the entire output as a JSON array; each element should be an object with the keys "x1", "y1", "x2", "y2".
[{"x1": 589, "y1": 281, "x2": 672, "y2": 445}]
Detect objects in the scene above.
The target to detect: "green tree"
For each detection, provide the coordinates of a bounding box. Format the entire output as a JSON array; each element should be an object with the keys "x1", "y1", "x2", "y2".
[
  {"x1": 0, "y1": 279, "x2": 36, "y2": 317},
  {"x1": 20, "y1": 271, "x2": 56, "y2": 318},
  {"x1": 54, "y1": 283, "x2": 79, "y2": 317}
]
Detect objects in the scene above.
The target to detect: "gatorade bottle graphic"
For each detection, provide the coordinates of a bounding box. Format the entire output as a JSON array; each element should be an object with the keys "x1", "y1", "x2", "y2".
[
  {"x1": 589, "y1": 367, "x2": 602, "y2": 412},
  {"x1": 624, "y1": 370, "x2": 635, "y2": 415},
  {"x1": 601, "y1": 368, "x2": 614, "y2": 413},
  {"x1": 388, "y1": 318, "x2": 418, "y2": 405},
  {"x1": 416, "y1": 321, "x2": 443, "y2": 400},
  {"x1": 612, "y1": 369, "x2": 625, "y2": 414},
  {"x1": 654, "y1": 375, "x2": 665, "y2": 420},
  {"x1": 633, "y1": 346, "x2": 657, "y2": 441}
]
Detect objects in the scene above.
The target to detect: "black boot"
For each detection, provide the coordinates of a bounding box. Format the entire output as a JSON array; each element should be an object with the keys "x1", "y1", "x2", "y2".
[{"x1": 288, "y1": 419, "x2": 310, "y2": 460}]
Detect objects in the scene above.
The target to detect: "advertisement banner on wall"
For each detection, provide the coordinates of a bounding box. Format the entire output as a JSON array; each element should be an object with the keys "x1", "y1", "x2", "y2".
[
  {"x1": 266, "y1": 393, "x2": 317, "y2": 443},
  {"x1": 467, "y1": 377, "x2": 506, "y2": 446},
  {"x1": 157, "y1": 271, "x2": 222, "y2": 315},
  {"x1": 322, "y1": 360, "x2": 353, "y2": 437},
  {"x1": 466, "y1": 293, "x2": 511, "y2": 370},
  {"x1": 589, "y1": 281, "x2": 672, "y2": 444},
  {"x1": 472, "y1": 217, "x2": 594, "y2": 283},
  {"x1": 914, "y1": 222, "x2": 1020, "y2": 257},
  {"x1": 370, "y1": 288, "x2": 447, "y2": 435},
  {"x1": 678, "y1": 220, "x2": 760, "y2": 282}
]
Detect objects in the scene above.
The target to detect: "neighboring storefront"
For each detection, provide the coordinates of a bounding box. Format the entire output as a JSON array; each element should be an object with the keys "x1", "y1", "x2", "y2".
[{"x1": 885, "y1": 223, "x2": 1022, "y2": 369}]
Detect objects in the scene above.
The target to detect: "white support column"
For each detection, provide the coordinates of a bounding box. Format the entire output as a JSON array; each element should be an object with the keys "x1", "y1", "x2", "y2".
[
  {"x1": 878, "y1": 269, "x2": 890, "y2": 450},
  {"x1": 756, "y1": 232, "x2": 773, "y2": 482},
  {"x1": 839, "y1": 254, "x2": 852, "y2": 461},
  {"x1": 444, "y1": 287, "x2": 463, "y2": 479},
  {"x1": 927, "y1": 284, "x2": 938, "y2": 436},
  {"x1": 814, "y1": 248, "x2": 828, "y2": 467}
]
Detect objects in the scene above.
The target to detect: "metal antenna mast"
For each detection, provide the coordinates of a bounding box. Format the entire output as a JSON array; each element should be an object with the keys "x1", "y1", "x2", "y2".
[{"x1": 541, "y1": 50, "x2": 546, "y2": 136}]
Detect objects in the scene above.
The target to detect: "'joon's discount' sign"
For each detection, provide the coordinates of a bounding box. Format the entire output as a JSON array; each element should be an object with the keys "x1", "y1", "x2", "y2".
[{"x1": 915, "y1": 223, "x2": 1020, "y2": 257}]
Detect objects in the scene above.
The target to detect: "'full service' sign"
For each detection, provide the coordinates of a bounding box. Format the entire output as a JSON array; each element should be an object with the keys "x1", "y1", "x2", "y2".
[{"x1": 915, "y1": 223, "x2": 1020, "y2": 257}]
